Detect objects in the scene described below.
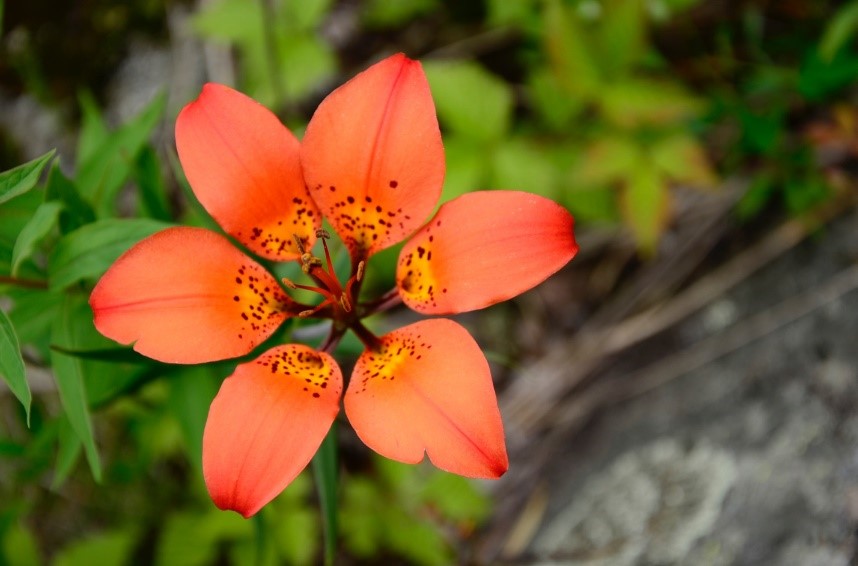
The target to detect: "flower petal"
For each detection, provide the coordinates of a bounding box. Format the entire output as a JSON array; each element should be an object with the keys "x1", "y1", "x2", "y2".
[
  {"x1": 90, "y1": 227, "x2": 294, "y2": 364},
  {"x1": 176, "y1": 83, "x2": 320, "y2": 261},
  {"x1": 345, "y1": 319, "x2": 507, "y2": 478},
  {"x1": 397, "y1": 191, "x2": 578, "y2": 314},
  {"x1": 203, "y1": 345, "x2": 342, "y2": 517},
  {"x1": 301, "y1": 53, "x2": 444, "y2": 261}
]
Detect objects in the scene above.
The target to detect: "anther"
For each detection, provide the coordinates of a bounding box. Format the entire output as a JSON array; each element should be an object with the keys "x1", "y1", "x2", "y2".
[
  {"x1": 316, "y1": 228, "x2": 330, "y2": 239},
  {"x1": 356, "y1": 260, "x2": 365, "y2": 282},
  {"x1": 293, "y1": 234, "x2": 306, "y2": 254},
  {"x1": 281, "y1": 278, "x2": 298, "y2": 289},
  {"x1": 339, "y1": 294, "x2": 352, "y2": 312}
]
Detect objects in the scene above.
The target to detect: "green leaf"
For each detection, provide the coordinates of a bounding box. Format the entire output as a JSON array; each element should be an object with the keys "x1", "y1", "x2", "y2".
[
  {"x1": 600, "y1": 79, "x2": 702, "y2": 127},
  {"x1": 651, "y1": 133, "x2": 718, "y2": 187},
  {"x1": 134, "y1": 146, "x2": 172, "y2": 221},
  {"x1": 528, "y1": 66, "x2": 585, "y2": 130},
  {"x1": 157, "y1": 510, "x2": 250, "y2": 566},
  {"x1": 11, "y1": 201, "x2": 63, "y2": 276},
  {"x1": 53, "y1": 529, "x2": 135, "y2": 566},
  {"x1": 48, "y1": 218, "x2": 172, "y2": 290},
  {"x1": 423, "y1": 60, "x2": 514, "y2": 142},
  {"x1": 312, "y1": 423, "x2": 339, "y2": 566},
  {"x1": 45, "y1": 163, "x2": 97, "y2": 232},
  {"x1": 798, "y1": 48, "x2": 858, "y2": 102},
  {"x1": 543, "y1": 0, "x2": 601, "y2": 99},
  {"x1": 0, "y1": 149, "x2": 55, "y2": 205},
  {"x1": 8, "y1": 289, "x2": 64, "y2": 351},
  {"x1": 168, "y1": 366, "x2": 219, "y2": 474},
  {"x1": 50, "y1": 295, "x2": 102, "y2": 481},
  {"x1": 575, "y1": 135, "x2": 642, "y2": 186},
  {"x1": 819, "y1": 0, "x2": 858, "y2": 62},
  {"x1": 52, "y1": 413, "x2": 83, "y2": 488},
  {"x1": 284, "y1": 0, "x2": 333, "y2": 30},
  {"x1": 598, "y1": 0, "x2": 646, "y2": 79},
  {"x1": 76, "y1": 91, "x2": 110, "y2": 170},
  {"x1": 1, "y1": 521, "x2": 41, "y2": 566},
  {"x1": 491, "y1": 137, "x2": 558, "y2": 198},
  {"x1": 620, "y1": 160, "x2": 669, "y2": 254},
  {"x1": 0, "y1": 309, "x2": 30, "y2": 426},
  {"x1": 362, "y1": 0, "x2": 437, "y2": 28},
  {"x1": 75, "y1": 93, "x2": 166, "y2": 216},
  {"x1": 439, "y1": 136, "x2": 489, "y2": 204}
]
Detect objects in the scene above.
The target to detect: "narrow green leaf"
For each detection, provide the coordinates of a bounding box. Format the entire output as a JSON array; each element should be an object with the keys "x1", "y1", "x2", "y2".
[
  {"x1": 50, "y1": 295, "x2": 102, "y2": 482},
  {"x1": 75, "y1": 93, "x2": 166, "y2": 215},
  {"x1": 423, "y1": 60, "x2": 513, "y2": 142},
  {"x1": 312, "y1": 423, "x2": 339, "y2": 566},
  {"x1": 819, "y1": 0, "x2": 858, "y2": 62},
  {"x1": 76, "y1": 91, "x2": 110, "y2": 170},
  {"x1": 48, "y1": 218, "x2": 172, "y2": 290},
  {"x1": 598, "y1": 0, "x2": 646, "y2": 78},
  {"x1": 52, "y1": 413, "x2": 83, "y2": 488},
  {"x1": 543, "y1": 0, "x2": 601, "y2": 98},
  {"x1": 134, "y1": 146, "x2": 172, "y2": 221},
  {"x1": 11, "y1": 201, "x2": 63, "y2": 276},
  {"x1": 0, "y1": 309, "x2": 30, "y2": 426},
  {"x1": 45, "y1": 163, "x2": 96, "y2": 233},
  {"x1": 0, "y1": 149, "x2": 55, "y2": 205}
]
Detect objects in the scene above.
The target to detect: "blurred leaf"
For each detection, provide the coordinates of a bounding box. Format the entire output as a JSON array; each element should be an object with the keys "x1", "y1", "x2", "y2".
[
  {"x1": 52, "y1": 413, "x2": 83, "y2": 488},
  {"x1": 53, "y1": 529, "x2": 135, "y2": 566},
  {"x1": 45, "y1": 164, "x2": 96, "y2": 233},
  {"x1": 384, "y1": 510, "x2": 450, "y2": 566},
  {"x1": 8, "y1": 289, "x2": 63, "y2": 350},
  {"x1": 168, "y1": 366, "x2": 219, "y2": 474},
  {"x1": 598, "y1": 0, "x2": 647, "y2": 78},
  {"x1": 798, "y1": 48, "x2": 858, "y2": 102},
  {"x1": 50, "y1": 295, "x2": 102, "y2": 481},
  {"x1": 738, "y1": 106, "x2": 783, "y2": 155},
  {"x1": 11, "y1": 201, "x2": 63, "y2": 276},
  {"x1": 543, "y1": 0, "x2": 601, "y2": 98},
  {"x1": 134, "y1": 147, "x2": 172, "y2": 221},
  {"x1": 819, "y1": 0, "x2": 858, "y2": 62},
  {"x1": 737, "y1": 174, "x2": 776, "y2": 219},
  {"x1": 562, "y1": 184, "x2": 619, "y2": 224},
  {"x1": 423, "y1": 60, "x2": 513, "y2": 142},
  {"x1": 0, "y1": 190, "x2": 43, "y2": 250},
  {"x1": 784, "y1": 174, "x2": 830, "y2": 214},
  {"x1": 601, "y1": 79, "x2": 702, "y2": 127},
  {"x1": 48, "y1": 218, "x2": 171, "y2": 290},
  {"x1": 275, "y1": 35, "x2": 336, "y2": 103},
  {"x1": 312, "y1": 424, "x2": 339, "y2": 566},
  {"x1": 75, "y1": 93, "x2": 166, "y2": 216},
  {"x1": 1, "y1": 521, "x2": 41, "y2": 566},
  {"x1": 651, "y1": 133, "x2": 718, "y2": 187},
  {"x1": 487, "y1": 0, "x2": 539, "y2": 27},
  {"x1": 439, "y1": 136, "x2": 488, "y2": 204},
  {"x1": 0, "y1": 309, "x2": 30, "y2": 426},
  {"x1": 492, "y1": 137, "x2": 558, "y2": 198},
  {"x1": 284, "y1": 0, "x2": 333, "y2": 30},
  {"x1": 362, "y1": 0, "x2": 437, "y2": 28},
  {"x1": 528, "y1": 67, "x2": 585, "y2": 129},
  {"x1": 0, "y1": 150, "x2": 55, "y2": 206},
  {"x1": 576, "y1": 135, "x2": 642, "y2": 185},
  {"x1": 76, "y1": 91, "x2": 110, "y2": 169},
  {"x1": 620, "y1": 160, "x2": 670, "y2": 254},
  {"x1": 422, "y1": 472, "x2": 491, "y2": 523},
  {"x1": 157, "y1": 509, "x2": 250, "y2": 566}
]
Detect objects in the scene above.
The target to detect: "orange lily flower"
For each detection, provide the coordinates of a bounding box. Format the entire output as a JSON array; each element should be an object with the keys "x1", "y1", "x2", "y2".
[{"x1": 89, "y1": 54, "x2": 578, "y2": 517}]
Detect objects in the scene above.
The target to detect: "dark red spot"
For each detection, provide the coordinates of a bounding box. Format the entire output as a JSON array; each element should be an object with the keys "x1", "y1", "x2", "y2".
[{"x1": 389, "y1": 180, "x2": 398, "y2": 188}]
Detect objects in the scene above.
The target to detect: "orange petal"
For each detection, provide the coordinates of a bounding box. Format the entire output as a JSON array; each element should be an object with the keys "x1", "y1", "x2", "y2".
[
  {"x1": 397, "y1": 191, "x2": 578, "y2": 314},
  {"x1": 203, "y1": 345, "x2": 342, "y2": 517},
  {"x1": 176, "y1": 83, "x2": 320, "y2": 261},
  {"x1": 301, "y1": 53, "x2": 444, "y2": 261},
  {"x1": 345, "y1": 319, "x2": 507, "y2": 478},
  {"x1": 90, "y1": 227, "x2": 294, "y2": 364}
]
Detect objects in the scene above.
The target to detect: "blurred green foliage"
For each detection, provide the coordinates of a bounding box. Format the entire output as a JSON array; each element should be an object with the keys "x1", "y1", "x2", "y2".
[{"x1": 2, "y1": 0, "x2": 858, "y2": 563}]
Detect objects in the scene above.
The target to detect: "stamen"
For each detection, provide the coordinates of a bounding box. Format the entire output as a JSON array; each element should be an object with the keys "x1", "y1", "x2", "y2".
[
  {"x1": 281, "y1": 278, "x2": 298, "y2": 289},
  {"x1": 339, "y1": 293, "x2": 352, "y2": 313},
  {"x1": 293, "y1": 234, "x2": 307, "y2": 254},
  {"x1": 356, "y1": 260, "x2": 365, "y2": 282}
]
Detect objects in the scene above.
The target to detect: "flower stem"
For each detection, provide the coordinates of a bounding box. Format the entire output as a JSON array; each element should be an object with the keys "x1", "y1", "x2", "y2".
[{"x1": 350, "y1": 320, "x2": 382, "y2": 352}]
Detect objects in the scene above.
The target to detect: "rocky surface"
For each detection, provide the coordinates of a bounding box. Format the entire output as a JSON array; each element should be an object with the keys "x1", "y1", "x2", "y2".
[{"x1": 484, "y1": 207, "x2": 858, "y2": 565}]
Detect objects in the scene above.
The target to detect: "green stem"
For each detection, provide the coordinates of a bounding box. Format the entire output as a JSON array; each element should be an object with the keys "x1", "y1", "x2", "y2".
[{"x1": 312, "y1": 423, "x2": 339, "y2": 566}]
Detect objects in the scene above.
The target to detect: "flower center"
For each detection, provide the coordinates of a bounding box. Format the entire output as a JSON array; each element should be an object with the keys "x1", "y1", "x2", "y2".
[{"x1": 282, "y1": 230, "x2": 364, "y2": 321}]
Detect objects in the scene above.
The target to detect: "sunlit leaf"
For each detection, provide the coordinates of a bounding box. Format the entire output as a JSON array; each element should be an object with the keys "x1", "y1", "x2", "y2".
[
  {"x1": 0, "y1": 310, "x2": 30, "y2": 426},
  {"x1": 0, "y1": 150, "x2": 55, "y2": 206},
  {"x1": 157, "y1": 510, "x2": 251, "y2": 566},
  {"x1": 492, "y1": 137, "x2": 558, "y2": 199},
  {"x1": 48, "y1": 218, "x2": 172, "y2": 290},
  {"x1": 423, "y1": 60, "x2": 513, "y2": 142},
  {"x1": 421, "y1": 472, "x2": 491, "y2": 523},
  {"x1": 50, "y1": 295, "x2": 102, "y2": 481},
  {"x1": 439, "y1": 136, "x2": 488, "y2": 205},
  {"x1": 11, "y1": 201, "x2": 63, "y2": 276},
  {"x1": 1, "y1": 521, "x2": 41, "y2": 566},
  {"x1": 528, "y1": 66, "x2": 585, "y2": 130},
  {"x1": 576, "y1": 135, "x2": 642, "y2": 185}
]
